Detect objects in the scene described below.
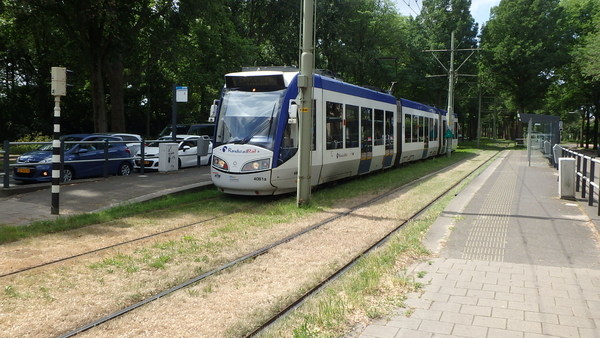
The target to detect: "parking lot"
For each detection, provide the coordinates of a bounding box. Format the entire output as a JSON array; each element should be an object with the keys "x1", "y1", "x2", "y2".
[{"x1": 0, "y1": 165, "x2": 213, "y2": 226}]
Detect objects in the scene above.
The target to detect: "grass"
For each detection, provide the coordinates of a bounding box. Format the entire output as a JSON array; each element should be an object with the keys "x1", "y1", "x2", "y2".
[
  {"x1": 0, "y1": 140, "x2": 516, "y2": 244},
  {"x1": 249, "y1": 144, "x2": 507, "y2": 337},
  {"x1": 0, "y1": 140, "x2": 512, "y2": 337}
]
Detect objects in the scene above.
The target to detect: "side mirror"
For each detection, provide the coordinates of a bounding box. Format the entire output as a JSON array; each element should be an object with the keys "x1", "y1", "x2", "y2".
[
  {"x1": 288, "y1": 100, "x2": 298, "y2": 124},
  {"x1": 209, "y1": 99, "x2": 219, "y2": 123}
]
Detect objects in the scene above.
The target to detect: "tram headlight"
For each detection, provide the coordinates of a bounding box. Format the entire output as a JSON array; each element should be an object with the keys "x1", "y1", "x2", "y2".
[
  {"x1": 212, "y1": 156, "x2": 229, "y2": 171},
  {"x1": 241, "y1": 158, "x2": 270, "y2": 172}
]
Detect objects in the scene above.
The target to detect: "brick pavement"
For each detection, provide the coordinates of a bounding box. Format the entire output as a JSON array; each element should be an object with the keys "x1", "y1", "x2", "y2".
[{"x1": 354, "y1": 150, "x2": 600, "y2": 338}]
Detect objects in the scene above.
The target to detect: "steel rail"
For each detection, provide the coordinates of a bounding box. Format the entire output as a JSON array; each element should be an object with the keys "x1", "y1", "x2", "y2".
[
  {"x1": 0, "y1": 196, "x2": 239, "y2": 279},
  {"x1": 243, "y1": 150, "x2": 500, "y2": 337},
  {"x1": 56, "y1": 151, "x2": 500, "y2": 338}
]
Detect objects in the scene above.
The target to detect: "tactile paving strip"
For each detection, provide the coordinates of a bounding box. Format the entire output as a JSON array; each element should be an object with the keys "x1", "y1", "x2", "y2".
[{"x1": 461, "y1": 162, "x2": 517, "y2": 261}]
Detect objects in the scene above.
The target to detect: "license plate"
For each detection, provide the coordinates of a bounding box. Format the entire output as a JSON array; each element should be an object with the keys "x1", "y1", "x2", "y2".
[
  {"x1": 17, "y1": 168, "x2": 31, "y2": 174},
  {"x1": 143, "y1": 161, "x2": 152, "y2": 165}
]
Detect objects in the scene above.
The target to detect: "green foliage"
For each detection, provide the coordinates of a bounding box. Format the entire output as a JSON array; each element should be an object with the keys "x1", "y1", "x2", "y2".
[
  {"x1": 1, "y1": 0, "x2": 598, "y2": 145},
  {"x1": 10, "y1": 132, "x2": 52, "y2": 154},
  {"x1": 481, "y1": 0, "x2": 571, "y2": 114}
]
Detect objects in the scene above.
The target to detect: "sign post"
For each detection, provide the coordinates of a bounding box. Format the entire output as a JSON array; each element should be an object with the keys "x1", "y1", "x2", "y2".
[
  {"x1": 172, "y1": 85, "x2": 188, "y2": 142},
  {"x1": 297, "y1": 0, "x2": 314, "y2": 206},
  {"x1": 51, "y1": 67, "x2": 67, "y2": 215}
]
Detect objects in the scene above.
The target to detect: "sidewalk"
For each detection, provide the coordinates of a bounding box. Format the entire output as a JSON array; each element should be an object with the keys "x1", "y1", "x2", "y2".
[
  {"x1": 0, "y1": 166, "x2": 213, "y2": 226},
  {"x1": 356, "y1": 150, "x2": 600, "y2": 338}
]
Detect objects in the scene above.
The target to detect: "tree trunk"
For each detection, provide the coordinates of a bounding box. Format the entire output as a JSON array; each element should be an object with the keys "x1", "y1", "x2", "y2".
[
  {"x1": 91, "y1": 56, "x2": 108, "y2": 133},
  {"x1": 585, "y1": 109, "x2": 590, "y2": 149},
  {"x1": 106, "y1": 54, "x2": 126, "y2": 132}
]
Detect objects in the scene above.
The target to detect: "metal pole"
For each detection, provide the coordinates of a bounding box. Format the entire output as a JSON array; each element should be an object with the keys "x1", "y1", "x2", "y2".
[
  {"x1": 172, "y1": 83, "x2": 177, "y2": 142},
  {"x1": 51, "y1": 96, "x2": 61, "y2": 215},
  {"x1": 477, "y1": 83, "x2": 482, "y2": 148},
  {"x1": 297, "y1": 0, "x2": 314, "y2": 206},
  {"x1": 493, "y1": 98, "x2": 497, "y2": 141},
  {"x1": 527, "y1": 118, "x2": 532, "y2": 166},
  {"x1": 446, "y1": 31, "x2": 455, "y2": 158},
  {"x1": 3, "y1": 140, "x2": 9, "y2": 189}
]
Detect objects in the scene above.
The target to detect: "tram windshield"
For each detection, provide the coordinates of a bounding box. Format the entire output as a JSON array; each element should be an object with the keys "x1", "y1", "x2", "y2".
[{"x1": 215, "y1": 88, "x2": 284, "y2": 150}]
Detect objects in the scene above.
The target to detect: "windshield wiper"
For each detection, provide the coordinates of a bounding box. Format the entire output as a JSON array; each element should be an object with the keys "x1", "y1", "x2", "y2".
[{"x1": 233, "y1": 104, "x2": 277, "y2": 145}]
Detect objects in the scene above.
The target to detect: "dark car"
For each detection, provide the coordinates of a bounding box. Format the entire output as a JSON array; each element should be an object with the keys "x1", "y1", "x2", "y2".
[{"x1": 13, "y1": 134, "x2": 133, "y2": 182}]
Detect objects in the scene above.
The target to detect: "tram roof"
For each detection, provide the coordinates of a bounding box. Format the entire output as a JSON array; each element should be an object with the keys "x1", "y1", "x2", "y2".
[
  {"x1": 314, "y1": 75, "x2": 397, "y2": 105},
  {"x1": 400, "y1": 98, "x2": 449, "y2": 116}
]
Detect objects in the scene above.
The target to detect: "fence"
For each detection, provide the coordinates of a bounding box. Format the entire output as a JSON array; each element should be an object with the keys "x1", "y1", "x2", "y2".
[
  {"x1": 1, "y1": 137, "x2": 211, "y2": 189},
  {"x1": 553, "y1": 145, "x2": 600, "y2": 216}
]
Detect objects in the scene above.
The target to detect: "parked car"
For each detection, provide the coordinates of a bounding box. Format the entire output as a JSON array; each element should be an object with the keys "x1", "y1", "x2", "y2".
[
  {"x1": 158, "y1": 123, "x2": 215, "y2": 140},
  {"x1": 97, "y1": 132, "x2": 143, "y2": 156},
  {"x1": 134, "y1": 135, "x2": 212, "y2": 171},
  {"x1": 13, "y1": 134, "x2": 133, "y2": 182}
]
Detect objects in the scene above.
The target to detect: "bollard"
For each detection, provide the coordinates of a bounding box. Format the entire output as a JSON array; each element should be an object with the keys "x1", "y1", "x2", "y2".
[{"x1": 559, "y1": 158, "x2": 576, "y2": 200}]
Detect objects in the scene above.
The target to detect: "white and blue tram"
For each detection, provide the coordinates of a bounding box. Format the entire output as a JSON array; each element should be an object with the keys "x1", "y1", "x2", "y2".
[{"x1": 209, "y1": 67, "x2": 458, "y2": 195}]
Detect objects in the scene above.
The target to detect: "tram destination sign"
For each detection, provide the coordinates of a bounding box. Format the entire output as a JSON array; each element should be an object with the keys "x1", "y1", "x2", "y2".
[{"x1": 226, "y1": 74, "x2": 285, "y2": 89}]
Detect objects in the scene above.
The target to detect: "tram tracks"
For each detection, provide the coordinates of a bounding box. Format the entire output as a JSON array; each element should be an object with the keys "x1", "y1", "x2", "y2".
[
  {"x1": 0, "y1": 198, "x2": 259, "y2": 278},
  {"x1": 0, "y1": 150, "x2": 500, "y2": 338}
]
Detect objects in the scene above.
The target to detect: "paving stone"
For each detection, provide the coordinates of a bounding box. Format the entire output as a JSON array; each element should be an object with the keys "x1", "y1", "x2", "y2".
[
  {"x1": 417, "y1": 319, "x2": 454, "y2": 335},
  {"x1": 460, "y1": 304, "x2": 492, "y2": 316},
  {"x1": 472, "y1": 315, "x2": 507, "y2": 329},
  {"x1": 440, "y1": 311, "x2": 474, "y2": 325},
  {"x1": 452, "y1": 323, "x2": 488, "y2": 337},
  {"x1": 491, "y1": 307, "x2": 525, "y2": 320},
  {"x1": 385, "y1": 316, "x2": 421, "y2": 330},
  {"x1": 358, "y1": 324, "x2": 399, "y2": 338},
  {"x1": 487, "y1": 328, "x2": 524, "y2": 338},
  {"x1": 541, "y1": 322, "x2": 580, "y2": 337},
  {"x1": 506, "y1": 318, "x2": 542, "y2": 334},
  {"x1": 558, "y1": 314, "x2": 597, "y2": 328},
  {"x1": 353, "y1": 151, "x2": 600, "y2": 338}
]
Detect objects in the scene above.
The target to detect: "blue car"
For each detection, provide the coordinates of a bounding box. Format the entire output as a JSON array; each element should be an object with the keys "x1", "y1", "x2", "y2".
[{"x1": 13, "y1": 134, "x2": 134, "y2": 182}]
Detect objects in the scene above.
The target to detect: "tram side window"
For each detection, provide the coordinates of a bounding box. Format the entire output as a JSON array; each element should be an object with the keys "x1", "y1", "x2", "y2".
[
  {"x1": 454, "y1": 122, "x2": 459, "y2": 139},
  {"x1": 432, "y1": 119, "x2": 439, "y2": 141},
  {"x1": 385, "y1": 111, "x2": 394, "y2": 149},
  {"x1": 412, "y1": 115, "x2": 419, "y2": 142},
  {"x1": 346, "y1": 105, "x2": 359, "y2": 148},
  {"x1": 405, "y1": 114, "x2": 412, "y2": 143},
  {"x1": 361, "y1": 107, "x2": 373, "y2": 153},
  {"x1": 374, "y1": 109, "x2": 384, "y2": 146},
  {"x1": 326, "y1": 102, "x2": 343, "y2": 149},
  {"x1": 312, "y1": 100, "x2": 317, "y2": 150},
  {"x1": 419, "y1": 116, "x2": 425, "y2": 142},
  {"x1": 423, "y1": 117, "x2": 430, "y2": 142}
]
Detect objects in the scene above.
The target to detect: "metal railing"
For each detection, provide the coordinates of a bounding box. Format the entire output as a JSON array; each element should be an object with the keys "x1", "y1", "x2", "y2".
[
  {"x1": 2, "y1": 139, "x2": 136, "y2": 189},
  {"x1": 554, "y1": 145, "x2": 600, "y2": 215},
  {"x1": 2, "y1": 136, "x2": 211, "y2": 189}
]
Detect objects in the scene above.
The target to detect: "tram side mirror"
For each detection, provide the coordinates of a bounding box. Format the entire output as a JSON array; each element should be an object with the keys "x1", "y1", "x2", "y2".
[
  {"x1": 209, "y1": 99, "x2": 219, "y2": 123},
  {"x1": 288, "y1": 100, "x2": 298, "y2": 124}
]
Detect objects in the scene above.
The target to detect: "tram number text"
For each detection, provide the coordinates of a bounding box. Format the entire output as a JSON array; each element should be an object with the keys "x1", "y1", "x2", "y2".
[{"x1": 254, "y1": 177, "x2": 267, "y2": 182}]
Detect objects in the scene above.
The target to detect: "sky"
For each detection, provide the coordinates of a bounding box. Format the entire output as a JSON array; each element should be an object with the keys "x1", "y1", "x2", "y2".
[{"x1": 394, "y1": 0, "x2": 502, "y2": 26}]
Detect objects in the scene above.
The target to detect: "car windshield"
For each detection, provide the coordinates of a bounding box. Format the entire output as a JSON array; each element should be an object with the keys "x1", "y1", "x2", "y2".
[
  {"x1": 147, "y1": 136, "x2": 184, "y2": 147},
  {"x1": 158, "y1": 125, "x2": 190, "y2": 138},
  {"x1": 36, "y1": 136, "x2": 84, "y2": 151},
  {"x1": 215, "y1": 89, "x2": 283, "y2": 150}
]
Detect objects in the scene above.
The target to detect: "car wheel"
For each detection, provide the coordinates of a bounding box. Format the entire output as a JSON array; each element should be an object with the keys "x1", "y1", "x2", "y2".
[
  {"x1": 178, "y1": 159, "x2": 182, "y2": 169},
  {"x1": 63, "y1": 167, "x2": 75, "y2": 182},
  {"x1": 118, "y1": 162, "x2": 132, "y2": 176}
]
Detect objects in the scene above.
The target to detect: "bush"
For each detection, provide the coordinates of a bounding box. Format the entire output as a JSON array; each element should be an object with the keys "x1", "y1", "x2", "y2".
[{"x1": 10, "y1": 132, "x2": 52, "y2": 154}]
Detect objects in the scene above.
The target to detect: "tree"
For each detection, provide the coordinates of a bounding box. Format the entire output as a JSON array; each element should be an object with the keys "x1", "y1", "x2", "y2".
[
  {"x1": 481, "y1": 0, "x2": 571, "y2": 139},
  {"x1": 416, "y1": 0, "x2": 479, "y2": 138}
]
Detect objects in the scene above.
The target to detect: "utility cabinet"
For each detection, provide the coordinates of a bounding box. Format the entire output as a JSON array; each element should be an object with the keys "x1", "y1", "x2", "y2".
[
  {"x1": 159, "y1": 143, "x2": 178, "y2": 172},
  {"x1": 558, "y1": 157, "x2": 575, "y2": 199}
]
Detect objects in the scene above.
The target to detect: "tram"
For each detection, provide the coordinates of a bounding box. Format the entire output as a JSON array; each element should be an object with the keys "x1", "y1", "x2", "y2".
[{"x1": 209, "y1": 67, "x2": 458, "y2": 195}]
